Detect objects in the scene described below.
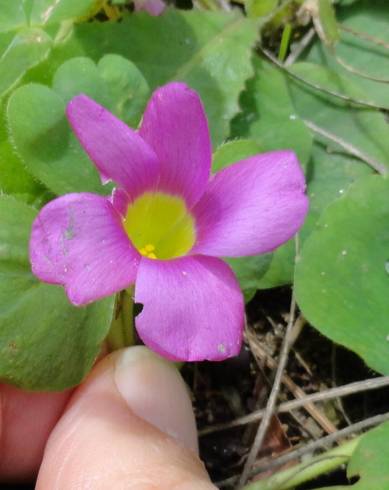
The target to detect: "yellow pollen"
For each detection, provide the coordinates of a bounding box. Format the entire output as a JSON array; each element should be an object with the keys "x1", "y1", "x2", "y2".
[
  {"x1": 139, "y1": 244, "x2": 158, "y2": 259},
  {"x1": 124, "y1": 192, "x2": 196, "y2": 260}
]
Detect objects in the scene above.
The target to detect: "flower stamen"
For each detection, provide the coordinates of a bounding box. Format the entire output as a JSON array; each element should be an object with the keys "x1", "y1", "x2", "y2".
[
  {"x1": 124, "y1": 192, "x2": 196, "y2": 260},
  {"x1": 139, "y1": 244, "x2": 158, "y2": 259}
]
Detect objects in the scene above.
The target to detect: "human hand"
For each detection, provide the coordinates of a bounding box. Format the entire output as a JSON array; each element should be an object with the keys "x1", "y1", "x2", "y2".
[{"x1": 0, "y1": 347, "x2": 216, "y2": 489}]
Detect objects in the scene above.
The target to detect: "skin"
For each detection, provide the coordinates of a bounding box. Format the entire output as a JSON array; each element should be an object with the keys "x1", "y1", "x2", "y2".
[{"x1": 0, "y1": 347, "x2": 216, "y2": 490}]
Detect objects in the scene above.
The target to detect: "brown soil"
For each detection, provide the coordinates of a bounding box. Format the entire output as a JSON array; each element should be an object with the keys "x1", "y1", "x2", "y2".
[{"x1": 183, "y1": 287, "x2": 389, "y2": 488}]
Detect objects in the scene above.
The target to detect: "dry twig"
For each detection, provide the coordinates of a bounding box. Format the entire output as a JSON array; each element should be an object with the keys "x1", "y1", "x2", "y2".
[
  {"x1": 200, "y1": 375, "x2": 389, "y2": 436},
  {"x1": 303, "y1": 119, "x2": 388, "y2": 176},
  {"x1": 250, "y1": 411, "x2": 389, "y2": 476},
  {"x1": 217, "y1": 411, "x2": 389, "y2": 488},
  {"x1": 334, "y1": 54, "x2": 389, "y2": 84},
  {"x1": 238, "y1": 235, "x2": 300, "y2": 487},
  {"x1": 260, "y1": 46, "x2": 389, "y2": 112},
  {"x1": 284, "y1": 28, "x2": 316, "y2": 66},
  {"x1": 339, "y1": 24, "x2": 389, "y2": 50},
  {"x1": 246, "y1": 328, "x2": 337, "y2": 435}
]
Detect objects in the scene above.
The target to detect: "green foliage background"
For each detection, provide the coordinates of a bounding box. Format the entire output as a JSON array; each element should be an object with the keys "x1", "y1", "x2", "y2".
[
  {"x1": 2, "y1": 0, "x2": 389, "y2": 487},
  {"x1": 0, "y1": 0, "x2": 388, "y2": 408}
]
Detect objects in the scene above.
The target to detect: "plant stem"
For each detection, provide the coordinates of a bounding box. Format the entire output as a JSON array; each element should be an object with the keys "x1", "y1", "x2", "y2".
[
  {"x1": 242, "y1": 437, "x2": 359, "y2": 490},
  {"x1": 278, "y1": 23, "x2": 292, "y2": 62},
  {"x1": 106, "y1": 287, "x2": 135, "y2": 351}
]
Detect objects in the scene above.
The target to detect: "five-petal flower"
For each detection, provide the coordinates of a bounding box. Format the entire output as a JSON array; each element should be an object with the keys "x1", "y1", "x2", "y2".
[{"x1": 29, "y1": 82, "x2": 308, "y2": 362}]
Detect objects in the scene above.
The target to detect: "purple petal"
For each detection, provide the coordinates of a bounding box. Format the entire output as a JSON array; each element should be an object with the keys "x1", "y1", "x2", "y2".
[
  {"x1": 192, "y1": 151, "x2": 308, "y2": 257},
  {"x1": 139, "y1": 82, "x2": 212, "y2": 207},
  {"x1": 134, "y1": 255, "x2": 244, "y2": 361},
  {"x1": 66, "y1": 95, "x2": 160, "y2": 200},
  {"x1": 30, "y1": 193, "x2": 140, "y2": 306},
  {"x1": 134, "y1": 0, "x2": 165, "y2": 15},
  {"x1": 110, "y1": 188, "x2": 130, "y2": 217}
]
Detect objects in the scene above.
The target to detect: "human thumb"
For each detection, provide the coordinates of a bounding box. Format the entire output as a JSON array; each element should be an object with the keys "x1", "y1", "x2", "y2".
[{"x1": 36, "y1": 346, "x2": 216, "y2": 490}]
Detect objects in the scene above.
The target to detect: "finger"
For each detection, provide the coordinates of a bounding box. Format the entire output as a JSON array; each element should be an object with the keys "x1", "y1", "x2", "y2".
[
  {"x1": 0, "y1": 384, "x2": 72, "y2": 482},
  {"x1": 37, "y1": 347, "x2": 216, "y2": 489}
]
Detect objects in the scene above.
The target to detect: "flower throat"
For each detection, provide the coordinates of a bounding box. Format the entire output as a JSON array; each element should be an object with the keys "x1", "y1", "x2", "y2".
[{"x1": 124, "y1": 192, "x2": 196, "y2": 260}]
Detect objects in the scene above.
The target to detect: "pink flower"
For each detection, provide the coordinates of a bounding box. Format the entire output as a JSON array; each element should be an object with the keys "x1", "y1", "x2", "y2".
[
  {"x1": 29, "y1": 82, "x2": 308, "y2": 362},
  {"x1": 134, "y1": 0, "x2": 165, "y2": 16}
]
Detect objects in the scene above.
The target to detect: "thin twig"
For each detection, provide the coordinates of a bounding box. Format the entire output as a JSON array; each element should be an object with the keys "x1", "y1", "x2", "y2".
[
  {"x1": 246, "y1": 328, "x2": 337, "y2": 435},
  {"x1": 238, "y1": 240, "x2": 300, "y2": 487},
  {"x1": 200, "y1": 375, "x2": 389, "y2": 436},
  {"x1": 334, "y1": 54, "x2": 389, "y2": 83},
  {"x1": 249, "y1": 411, "x2": 389, "y2": 477},
  {"x1": 244, "y1": 440, "x2": 359, "y2": 490},
  {"x1": 219, "y1": 411, "x2": 389, "y2": 488},
  {"x1": 285, "y1": 28, "x2": 316, "y2": 66},
  {"x1": 331, "y1": 344, "x2": 353, "y2": 427},
  {"x1": 288, "y1": 409, "x2": 321, "y2": 441},
  {"x1": 339, "y1": 24, "x2": 389, "y2": 50},
  {"x1": 302, "y1": 119, "x2": 388, "y2": 176},
  {"x1": 293, "y1": 349, "x2": 313, "y2": 376},
  {"x1": 288, "y1": 315, "x2": 306, "y2": 347},
  {"x1": 260, "y1": 46, "x2": 389, "y2": 111}
]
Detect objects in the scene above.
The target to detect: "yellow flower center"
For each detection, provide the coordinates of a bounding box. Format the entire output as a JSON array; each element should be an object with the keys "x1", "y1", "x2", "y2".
[{"x1": 123, "y1": 192, "x2": 196, "y2": 260}]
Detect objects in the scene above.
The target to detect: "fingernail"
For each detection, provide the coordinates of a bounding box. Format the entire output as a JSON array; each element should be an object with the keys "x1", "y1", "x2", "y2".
[{"x1": 113, "y1": 346, "x2": 198, "y2": 454}]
